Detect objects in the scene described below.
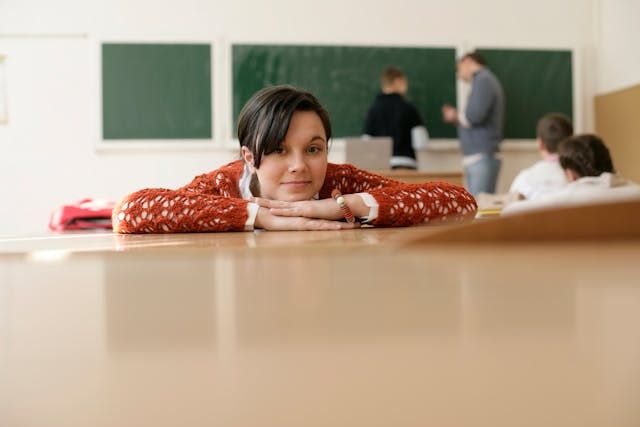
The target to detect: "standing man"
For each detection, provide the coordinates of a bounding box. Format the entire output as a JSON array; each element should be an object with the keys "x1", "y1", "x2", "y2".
[{"x1": 442, "y1": 52, "x2": 504, "y2": 195}]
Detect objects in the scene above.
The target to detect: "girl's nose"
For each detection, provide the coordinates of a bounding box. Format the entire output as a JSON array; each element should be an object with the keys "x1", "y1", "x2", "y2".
[{"x1": 288, "y1": 152, "x2": 307, "y2": 173}]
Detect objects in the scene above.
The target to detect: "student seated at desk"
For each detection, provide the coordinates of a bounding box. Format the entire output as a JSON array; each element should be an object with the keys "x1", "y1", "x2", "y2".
[
  {"x1": 509, "y1": 113, "x2": 573, "y2": 200},
  {"x1": 503, "y1": 134, "x2": 640, "y2": 215},
  {"x1": 113, "y1": 86, "x2": 476, "y2": 233}
]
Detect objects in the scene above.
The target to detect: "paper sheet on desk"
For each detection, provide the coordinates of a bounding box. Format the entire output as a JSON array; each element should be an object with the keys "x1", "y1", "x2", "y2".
[{"x1": 475, "y1": 192, "x2": 521, "y2": 219}]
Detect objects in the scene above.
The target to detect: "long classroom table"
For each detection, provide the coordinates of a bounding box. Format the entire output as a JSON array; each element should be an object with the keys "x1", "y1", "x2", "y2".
[{"x1": 1, "y1": 226, "x2": 639, "y2": 427}]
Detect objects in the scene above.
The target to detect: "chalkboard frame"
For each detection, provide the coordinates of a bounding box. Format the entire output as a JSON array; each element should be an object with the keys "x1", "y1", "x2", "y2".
[
  {"x1": 473, "y1": 47, "x2": 575, "y2": 140},
  {"x1": 231, "y1": 42, "x2": 459, "y2": 139},
  {"x1": 97, "y1": 40, "x2": 217, "y2": 151},
  {"x1": 230, "y1": 43, "x2": 577, "y2": 145},
  {"x1": 94, "y1": 41, "x2": 579, "y2": 153}
]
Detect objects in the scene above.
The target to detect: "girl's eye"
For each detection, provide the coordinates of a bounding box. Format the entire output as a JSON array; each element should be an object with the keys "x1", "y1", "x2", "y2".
[
  {"x1": 308, "y1": 146, "x2": 323, "y2": 153},
  {"x1": 273, "y1": 148, "x2": 285, "y2": 154}
]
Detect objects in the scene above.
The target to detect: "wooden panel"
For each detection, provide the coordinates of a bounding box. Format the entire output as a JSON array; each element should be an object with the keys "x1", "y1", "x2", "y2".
[
  {"x1": 406, "y1": 198, "x2": 640, "y2": 244},
  {"x1": 595, "y1": 83, "x2": 640, "y2": 182}
]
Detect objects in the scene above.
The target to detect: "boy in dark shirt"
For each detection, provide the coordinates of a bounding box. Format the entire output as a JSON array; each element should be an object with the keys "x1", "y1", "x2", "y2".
[{"x1": 363, "y1": 67, "x2": 429, "y2": 169}]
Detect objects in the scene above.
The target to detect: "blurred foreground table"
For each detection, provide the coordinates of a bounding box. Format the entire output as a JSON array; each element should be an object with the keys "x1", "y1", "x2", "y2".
[{"x1": 1, "y1": 227, "x2": 639, "y2": 427}]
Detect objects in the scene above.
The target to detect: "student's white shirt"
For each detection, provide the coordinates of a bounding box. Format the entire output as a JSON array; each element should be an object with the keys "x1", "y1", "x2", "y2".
[
  {"x1": 411, "y1": 125, "x2": 429, "y2": 150},
  {"x1": 509, "y1": 157, "x2": 568, "y2": 200},
  {"x1": 502, "y1": 172, "x2": 640, "y2": 216}
]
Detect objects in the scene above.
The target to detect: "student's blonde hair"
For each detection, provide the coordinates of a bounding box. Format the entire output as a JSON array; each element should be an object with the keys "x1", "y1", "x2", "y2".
[{"x1": 380, "y1": 67, "x2": 406, "y2": 88}]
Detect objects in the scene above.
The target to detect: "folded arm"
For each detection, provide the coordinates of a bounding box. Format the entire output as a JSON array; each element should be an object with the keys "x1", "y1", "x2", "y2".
[
  {"x1": 112, "y1": 188, "x2": 250, "y2": 233},
  {"x1": 323, "y1": 164, "x2": 477, "y2": 226}
]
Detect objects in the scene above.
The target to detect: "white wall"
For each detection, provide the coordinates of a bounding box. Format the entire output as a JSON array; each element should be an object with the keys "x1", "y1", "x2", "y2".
[
  {"x1": 595, "y1": 0, "x2": 640, "y2": 94},
  {"x1": 0, "y1": 0, "x2": 598, "y2": 234}
]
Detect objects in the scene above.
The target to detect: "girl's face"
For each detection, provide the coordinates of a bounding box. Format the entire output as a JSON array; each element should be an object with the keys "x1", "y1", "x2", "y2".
[{"x1": 243, "y1": 110, "x2": 329, "y2": 202}]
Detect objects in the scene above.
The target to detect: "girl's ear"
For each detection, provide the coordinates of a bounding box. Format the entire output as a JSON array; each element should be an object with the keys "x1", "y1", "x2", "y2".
[
  {"x1": 564, "y1": 168, "x2": 579, "y2": 182},
  {"x1": 241, "y1": 147, "x2": 256, "y2": 173}
]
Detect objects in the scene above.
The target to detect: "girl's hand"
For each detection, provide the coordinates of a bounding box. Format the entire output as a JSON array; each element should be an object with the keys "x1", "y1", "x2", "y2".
[
  {"x1": 254, "y1": 206, "x2": 359, "y2": 231},
  {"x1": 253, "y1": 197, "x2": 341, "y2": 221},
  {"x1": 253, "y1": 195, "x2": 369, "y2": 221}
]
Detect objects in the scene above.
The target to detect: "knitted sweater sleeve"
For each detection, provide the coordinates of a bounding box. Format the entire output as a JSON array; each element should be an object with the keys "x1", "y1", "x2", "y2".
[
  {"x1": 322, "y1": 164, "x2": 477, "y2": 226},
  {"x1": 112, "y1": 165, "x2": 249, "y2": 233}
]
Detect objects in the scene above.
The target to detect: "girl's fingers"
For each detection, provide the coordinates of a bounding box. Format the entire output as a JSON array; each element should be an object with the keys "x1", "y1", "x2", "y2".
[
  {"x1": 304, "y1": 220, "x2": 341, "y2": 230},
  {"x1": 253, "y1": 198, "x2": 291, "y2": 208},
  {"x1": 252, "y1": 197, "x2": 270, "y2": 207},
  {"x1": 269, "y1": 208, "x2": 300, "y2": 217},
  {"x1": 303, "y1": 219, "x2": 360, "y2": 231},
  {"x1": 341, "y1": 221, "x2": 361, "y2": 229}
]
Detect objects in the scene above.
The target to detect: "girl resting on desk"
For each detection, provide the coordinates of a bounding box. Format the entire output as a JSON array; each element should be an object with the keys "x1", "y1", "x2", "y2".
[{"x1": 113, "y1": 86, "x2": 476, "y2": 233}]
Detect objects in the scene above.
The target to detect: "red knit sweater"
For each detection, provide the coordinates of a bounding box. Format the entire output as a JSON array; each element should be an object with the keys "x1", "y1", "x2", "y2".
[{"x1": 113, "y1": 160, "x2": 476, "y2": 233}]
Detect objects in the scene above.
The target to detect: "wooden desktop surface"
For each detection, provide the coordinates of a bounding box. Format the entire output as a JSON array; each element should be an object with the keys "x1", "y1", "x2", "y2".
[{"x1": 1, "y1": 227, "x2": 639, "y2": 427}]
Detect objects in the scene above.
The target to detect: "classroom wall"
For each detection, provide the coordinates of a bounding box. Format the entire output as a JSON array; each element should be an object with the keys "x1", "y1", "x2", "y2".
[
  {"x1": 593, "y1": 0, "x2": 640, "y2": 182},
  {"x1": 0, "y1": 0, "x2": 597, "y2": 234},
  {"x1": 595, "y1": 0, "x2": 640, "y2": 94}
]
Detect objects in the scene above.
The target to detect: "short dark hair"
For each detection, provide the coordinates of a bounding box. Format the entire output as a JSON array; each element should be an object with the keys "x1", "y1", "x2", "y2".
[
  {"x1": 536, "y1": 113, "x2": 573, "y2": 153},
  {"x1": 380, "y1": 67, "x2": 406, "y2": 87},
  {"x1": 559, "y1": 134, "x2": 615, "y2": 178},
  {"x1": 459, "y1": 51, "x2": 486, "y2": 66},
  {"x1": 237, "y1": 85, "x2": 332, "y2": 169}
]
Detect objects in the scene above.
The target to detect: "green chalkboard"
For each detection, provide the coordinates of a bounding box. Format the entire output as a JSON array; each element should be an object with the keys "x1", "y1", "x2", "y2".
[
  {"x1": 477, "y1": 48, "x2": 573, "y2": 139},
  {"x1": 102, "y1": 43, "x2": 212, "y2": 140},
  {"x1": 232, "y1": 44, "x2": 457, "y2": 138}
]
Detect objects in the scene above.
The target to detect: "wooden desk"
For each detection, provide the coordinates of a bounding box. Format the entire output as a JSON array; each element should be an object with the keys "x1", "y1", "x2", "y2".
[
  {"x1": 1, "y1": 228, "x2": 639, "y2": 426},
  {"x1": 374, "y1": 169, "x2": 464, "y2": 185},
  {"x1": 0, "y1": 227, "x2": 422, "y2": 254}
]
